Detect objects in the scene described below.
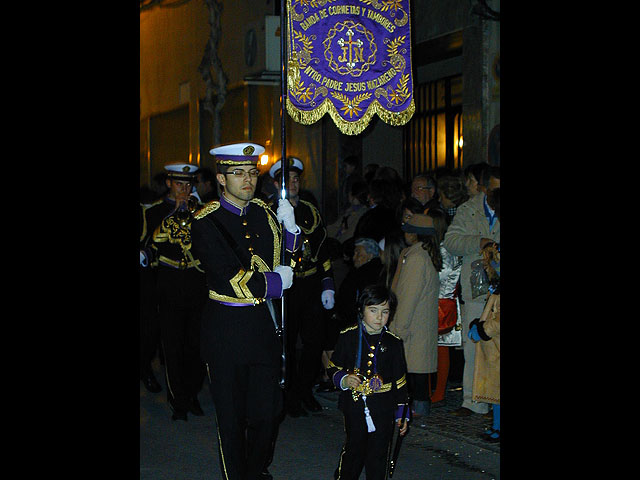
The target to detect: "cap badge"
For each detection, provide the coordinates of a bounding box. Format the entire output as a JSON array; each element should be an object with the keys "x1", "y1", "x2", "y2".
[
  {"x1": 243, "y1": 145, "x2": 255, "y2": 155},
  {"x1": 182, "y1": 166, "x2": 190, "y2": 172}
]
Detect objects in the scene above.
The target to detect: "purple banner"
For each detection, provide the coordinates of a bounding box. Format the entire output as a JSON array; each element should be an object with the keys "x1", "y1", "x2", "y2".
[{"x1": 286, "y1": 0, "x2": 415, "y2": 135}]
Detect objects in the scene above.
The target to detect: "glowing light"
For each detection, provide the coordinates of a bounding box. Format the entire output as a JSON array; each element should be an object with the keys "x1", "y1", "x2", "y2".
[
  {"x1": 260, "y1": 154, "x2": 269, "y2": 166},
  {"x1": 458, "y1": 137, "x2": 464, "y2": 149}
]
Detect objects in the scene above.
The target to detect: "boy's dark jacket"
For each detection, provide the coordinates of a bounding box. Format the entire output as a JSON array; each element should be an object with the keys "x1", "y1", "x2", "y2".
[{"x1": 328, "y1": 323, "x2": 409, "y2": 419}]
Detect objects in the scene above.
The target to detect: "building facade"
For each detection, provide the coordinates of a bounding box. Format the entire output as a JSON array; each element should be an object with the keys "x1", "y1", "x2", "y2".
[{"x1": 140, "y1": 0, "x2": 499, "y2": 224}]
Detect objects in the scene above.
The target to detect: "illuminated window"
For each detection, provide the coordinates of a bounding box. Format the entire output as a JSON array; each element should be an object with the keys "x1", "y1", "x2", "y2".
[{"x1": 403, "y1": 75, "x2": 462, "y2": 176}]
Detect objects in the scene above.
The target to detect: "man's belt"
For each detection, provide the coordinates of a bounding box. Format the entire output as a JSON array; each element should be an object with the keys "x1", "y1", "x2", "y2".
[
  {"x1": 294, "y1": 266, "x2": 317, "y2": 278},
  {"x1": 158, "y1": 255, "x2": 201, "y2": 270},
  {"x1": 208, "y1": 290, "x2": 266, "y2": 306}
]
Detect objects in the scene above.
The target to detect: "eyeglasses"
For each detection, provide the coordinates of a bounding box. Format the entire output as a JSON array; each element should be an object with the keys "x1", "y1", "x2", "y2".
[{"x1": 226, "y1": 169, "x2": 260, "y2": 178}]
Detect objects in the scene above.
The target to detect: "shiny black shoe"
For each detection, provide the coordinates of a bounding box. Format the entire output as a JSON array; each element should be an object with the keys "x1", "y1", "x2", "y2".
[
  {"x1": 301, "y1": 394, "x2": 322, "y2": 413},
  {"x1": 259, "y1": 470, "x2": 273, "y2": 479},
  {"x1": 171, "y1": 410, "x2": 188, "y2": 421},
  {"x1": 188, "y1": 396, "x2": 204, "y2": 416},
  {"x1": 141, "y1": 372, "x2": 162, "y2": 393}
]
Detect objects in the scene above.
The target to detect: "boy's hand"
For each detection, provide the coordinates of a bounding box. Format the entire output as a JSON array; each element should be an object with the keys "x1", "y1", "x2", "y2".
[{"x1": 343, "y1": 374, "x2": 363, "y2": 390}]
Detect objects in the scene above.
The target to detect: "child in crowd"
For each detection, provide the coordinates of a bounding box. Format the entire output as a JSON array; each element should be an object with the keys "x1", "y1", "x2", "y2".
[
  {"x1": 468, "y1": 242, "x2": 500, "y2": 442},
  {"x1": 327, "y1": 284, "x2": 410, "y2": 480}
]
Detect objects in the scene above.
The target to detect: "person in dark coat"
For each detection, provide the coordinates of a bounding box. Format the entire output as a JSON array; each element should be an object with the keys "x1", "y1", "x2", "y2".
[
  {"x1": 328, "y1": 284, "x2": 410, "y2": 480},
  {"x1": 140, "y1": 163, "x2": 207, "y2": 421},
  {"x1": 268, "y1": 156, "x2": 336, "y2": 417},
  {"x1": 191, "y1": 142, "x2": 301, "y2": 480}
]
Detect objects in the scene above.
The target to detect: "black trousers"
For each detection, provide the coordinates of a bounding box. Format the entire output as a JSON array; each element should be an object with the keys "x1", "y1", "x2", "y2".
[
  {"x1": 336, "y1": 398, "x2": 394, "y2": 480},
  {"x1": 157, "y1": 267, "x2": 206, "y2": 412},
  {"x1": 140, "y1": 267, "x2": 160, "y2": 377},
  {"x1": 285, "y1": 274, "x2": 325, "y2": 402},
  {"x1": 207, "y1": 362, "x2": 283, "y2": 480}
]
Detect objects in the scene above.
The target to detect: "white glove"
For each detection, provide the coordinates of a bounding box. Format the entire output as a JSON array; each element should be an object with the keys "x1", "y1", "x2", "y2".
[
  {"x1": 321, "y1": 290, "x2": 335, "y2": 310},
  {"x1": 276, "y1": 199, "x2": 299, "y2": 233},
  {"x1": 274, "y1": 265, "x2": 293, "y2": 290},
  {"x1": 140, "y1": 251, "x2": 148, "y2": 267}
]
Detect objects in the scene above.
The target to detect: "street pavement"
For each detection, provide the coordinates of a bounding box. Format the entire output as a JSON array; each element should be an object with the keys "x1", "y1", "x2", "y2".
[{"x1": 141, "y1": 357, "x2": 499, "y2": 480}]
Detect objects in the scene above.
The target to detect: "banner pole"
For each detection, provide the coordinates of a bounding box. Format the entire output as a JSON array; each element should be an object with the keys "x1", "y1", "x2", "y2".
[{"x1": 279, "y1": 0, "x2": 289, "y2": 389}]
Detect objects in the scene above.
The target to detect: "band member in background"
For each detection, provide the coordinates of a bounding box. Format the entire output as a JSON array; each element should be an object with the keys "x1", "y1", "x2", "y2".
[
  {"x1": 140, "y1": 162, "x2": 207, "y2": 421},
  {"x1": 269, "y1": 157, "x2": 336, "y2": 417}
]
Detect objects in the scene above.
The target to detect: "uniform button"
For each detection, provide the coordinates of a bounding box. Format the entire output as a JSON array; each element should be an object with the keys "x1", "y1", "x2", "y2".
[{"x1": 245, "y1": 233, "x2": 251, "y2": 239}]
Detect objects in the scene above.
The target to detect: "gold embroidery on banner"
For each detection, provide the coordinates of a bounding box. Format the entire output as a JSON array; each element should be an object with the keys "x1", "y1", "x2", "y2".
[
  {"x1": 331, "y1": 92, "x2": 372, "y2": 118},
  {"x1": 287, "y1": 96, "x2": 415, "y2": 136},
  {"x1": 323, "y1": 20, "x2": 376, "y2": 77},
  {"x1": 374, "y1": 35, "x2": 411, "y2": 107},
  {"x1": 290, "y1": 0, "x2": 337, "y2": 23},
  {"x1": 359, "y1": 0, "x2": 408, "y2": 27}
]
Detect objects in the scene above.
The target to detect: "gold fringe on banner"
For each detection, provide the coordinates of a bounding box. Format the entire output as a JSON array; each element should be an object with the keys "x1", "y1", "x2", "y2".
[{"x1": 286, "y1": 97, "x2": 415, "y2": 136}]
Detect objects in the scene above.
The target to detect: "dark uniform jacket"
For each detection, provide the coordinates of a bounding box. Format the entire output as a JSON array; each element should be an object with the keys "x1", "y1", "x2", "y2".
[
  {"x1": 140, "y1": 197, "x2": 203, "y2": 271},
  {"x1": 269, "y1": 198, "x2": 334, "y2": 290},
  {"x1": 328, "y1": 324, "x2": 409, "y2": 420},
  {"x1": 190, "y1": 196, "x2": 301, "y2": 365}
]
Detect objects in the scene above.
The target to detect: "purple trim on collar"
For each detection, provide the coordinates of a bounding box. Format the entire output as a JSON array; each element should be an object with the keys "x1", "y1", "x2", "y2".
[{"x1": 220, "y1": 195, "x2": 251, "y2": 216}]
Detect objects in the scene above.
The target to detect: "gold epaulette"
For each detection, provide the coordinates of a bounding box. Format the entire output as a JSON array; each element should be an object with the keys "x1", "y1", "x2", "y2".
[
  {"x1": 340, "y1": 324, "x2": 359, "y2": 334},
  {"x1": 251, "y1": 197, "x2": 269, "y2": 208},
  {"x1": 298, "y1": 199, "x2": 321, "y2": 234},
  {"x1": 194, "y1": 200, "x2": 220, "y2": 219},
  {"x1": 384, "y1": 329, "x2": 402, "y2": 340},
  {"x1": 252, "y1": 198, "x2": 279, "y2": 220}
]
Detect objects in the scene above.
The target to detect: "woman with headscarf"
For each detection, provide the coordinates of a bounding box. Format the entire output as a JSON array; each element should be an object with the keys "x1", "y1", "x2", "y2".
[{"x1": 389, "y1": 213, "x2": 442, "y2": 418}]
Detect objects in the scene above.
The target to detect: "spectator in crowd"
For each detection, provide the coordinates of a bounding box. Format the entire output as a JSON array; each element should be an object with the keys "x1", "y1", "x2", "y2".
[
  {"x1": 436, "y1": 174, "x2": 469, "y2": 225},
  {"x1": 378, "y1": 229, "x2": 406, "y2": 291},
  {"x1": 463, "y1": 162, "x2": 489, "y2": 197},
  {"x1": 327, "y1": 180, "x2": 369, "y2": 246},
  {"x1": 353, "y1": 178, "x2": 402, "y2": 243},
  {"x1": 443, "y1": 165, "x2": 500, "y2": 417},
  {"x1": 334, "y1": 237, "x2": 384, "y2": 333},
  {"x1": 339, "y1": 155, "x2": 364, "y2": 216},
  {"x1": 363, "y1": 163, "x2": 379, "y2": 185},
  {"x1": 427, "y1": 208, "x2": 463, "y2": 406},
  {"x1": 469, "y1": 240, "x2": 500, "y2": 442},
  {"x1": 390, "y1": 213, "x2": 441, "y2": 419},
  {"x1": 410, "y1": 173, "x2": 439, "y2": 212}
]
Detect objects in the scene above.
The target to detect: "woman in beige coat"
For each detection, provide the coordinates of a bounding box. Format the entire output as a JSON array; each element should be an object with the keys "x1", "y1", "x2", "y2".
[
  {"x1": 390, "y1": 213, "x2": 441, "y2": 417},
  {"x1": 469, "y1": 242, "x2": 500, "y2": 442}
]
